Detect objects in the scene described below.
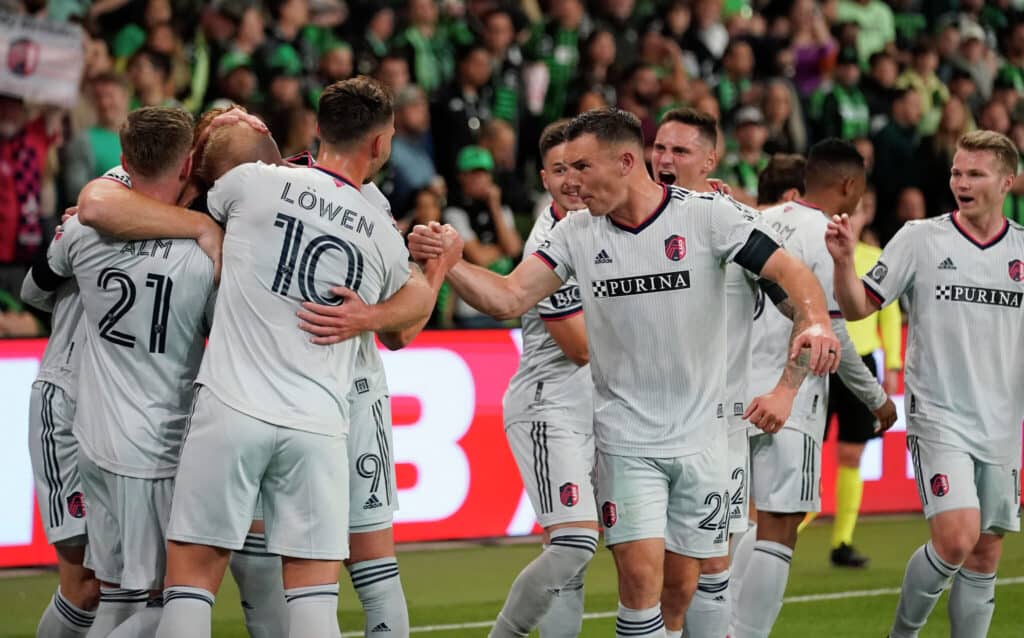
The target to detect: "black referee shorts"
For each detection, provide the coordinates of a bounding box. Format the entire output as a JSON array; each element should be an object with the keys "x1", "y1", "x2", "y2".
[{"x1": 826, "y1": 353, "x2": 881, "y2": 444}]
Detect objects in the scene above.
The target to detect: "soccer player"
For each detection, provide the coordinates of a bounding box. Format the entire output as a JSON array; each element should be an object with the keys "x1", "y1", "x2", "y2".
[
  {"x1": 828, "y1": 130, "x2": 1024, "y2": 638},
  {"x1": 823, "y1": 191, "x2": 903, "y2": 568},
  {"x1": 45, "y1": 106, "x2": 216, "y2": 636},
  {"x1": 20, "y1": 246, "x2": 98, "y2": 636},
  {"x1": 154, "y1": 77, "x2": 427, "y2": 638},
  {"x1": 651, "y1": 109, "x2": 815, "y2": 638},
  {"x1": 731, "y1": 139, "x2": 897, "y2": 638},
  {"x1": 410, "y1": 108, "x2": 841, "y2": 638}
]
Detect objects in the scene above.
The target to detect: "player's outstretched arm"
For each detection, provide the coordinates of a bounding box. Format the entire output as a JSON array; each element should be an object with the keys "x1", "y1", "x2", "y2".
[
  {"x1": 411, "y1": 223, "x2": 562, "y2": 320},
  {"x1": 76, "y1": 178, "x2": 224, "y2": 275},
  {"x1": 826, "y1": 214, "x2": 880, "y2": 321},
  {"x1": 759, "y1": 249, "x2": 840, "y2": 375},
  {"x1": 544, "y1": 314, "x2": 588, "y2": 366}
]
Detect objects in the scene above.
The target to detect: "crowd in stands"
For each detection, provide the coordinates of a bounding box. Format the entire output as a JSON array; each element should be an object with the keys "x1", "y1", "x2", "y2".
[{"x1": 1, "y1": 0, "x2": 1023, "y2": 331}]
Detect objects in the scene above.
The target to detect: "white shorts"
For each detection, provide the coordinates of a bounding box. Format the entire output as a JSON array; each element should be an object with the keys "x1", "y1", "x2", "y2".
[
  {"x1": 750, "y1": 429, "x2": 821, "y2": 514},
  {"x1": 348, "y1": 389, "x2": 398, "y2": 533},
  {"x1": 908, "y1": 435, "x2": 1020, "y2": 534},
  {"x1": 166, "y1": 386, "x2": 350, "y2": 560},
  {"x1": 727, "y1": 428, "x2": 750, "y2": 535},
  {"x1": 28, "y1": 381, "x2": 87, "y2": 545},
  {"x1": 79, "y1": 454, "x2": 172, "y2": 589},
  {"x1": 596, "y1": 435, "x2": 730, "y2": 558},
  {"x1": 506, "y1": 420, "x2": 597, "y2": 528}
]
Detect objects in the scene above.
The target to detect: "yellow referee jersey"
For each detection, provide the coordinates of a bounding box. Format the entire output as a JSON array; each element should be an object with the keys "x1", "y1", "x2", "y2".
[{"x1": 846, "y1": 242, "x2": 903, "y2": 368}]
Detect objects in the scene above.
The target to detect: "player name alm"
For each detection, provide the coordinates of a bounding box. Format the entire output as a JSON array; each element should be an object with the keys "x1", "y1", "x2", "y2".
[
  {"x1": 280, "y1": 182, "x2": 377, "y2": 237},
  {"x1": 592, "y1": 270, "x2": 691, "y2": 298}
]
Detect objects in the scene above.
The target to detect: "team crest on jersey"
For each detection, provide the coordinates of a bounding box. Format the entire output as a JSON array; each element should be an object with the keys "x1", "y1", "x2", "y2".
[
  {"x1": 560, "y1": 482, "x2": 579, "y2": 507},
  {"x1": 602, "y1": 501, "x2": 617, "y2": 528},
  {"x1": 1009, "y1": 259, "x2": 1024, "y2": 282},
  {"x1": 664, "y1": 235, "x2": 686, "y2": 261},
  {"x1": 930, "y1": 474, "x2": 950, "y2": 497},
  {"x1": 66, "y1": 492, "x2": 85, "y2": 518}
]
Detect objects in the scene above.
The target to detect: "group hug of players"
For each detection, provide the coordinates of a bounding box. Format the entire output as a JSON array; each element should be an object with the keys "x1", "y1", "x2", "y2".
[{"x1": 21, "y1": 74, "x2": 1024, "y2": 638}]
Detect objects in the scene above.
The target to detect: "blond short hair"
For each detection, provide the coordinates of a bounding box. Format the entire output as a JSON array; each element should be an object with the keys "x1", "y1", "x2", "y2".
[{"x1": 957, "y1": 130, "x2": 1020, "y2": 176}]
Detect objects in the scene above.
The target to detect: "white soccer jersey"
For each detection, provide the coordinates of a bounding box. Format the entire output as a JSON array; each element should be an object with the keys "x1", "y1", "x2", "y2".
[
  {"x1": 863, "y1": 213, "x2": 1024, "y2": 465},
  {"x1": 535, "y1": 185, "x2": 780, "y2": 457},
  {"x1": 200, "y1": 162, "x2": 411, "y2": 435},
  {"x1": 725, "y1": 263, "x2": 759, "y2": 434},
  {"x1": 749, "y1": 200, "x2": 841, "y2": 439},
  {"x1": 504, "y1": 206, "x2": 593, "y2": 431},
  {"x1": 21, "y1": 270, "x2": 85, "y2": 398},
  {"x1": 47, "y1": 216, "x2": 214, "y2": 479}
]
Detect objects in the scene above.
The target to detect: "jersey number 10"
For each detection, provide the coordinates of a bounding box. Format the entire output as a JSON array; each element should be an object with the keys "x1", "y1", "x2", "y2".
[
  {"x1": 271, "y1": 213, "x2": 365, "y2": 304},
  {"x1": 97, "y1": 267, "x2": 173, "y2": 353}
]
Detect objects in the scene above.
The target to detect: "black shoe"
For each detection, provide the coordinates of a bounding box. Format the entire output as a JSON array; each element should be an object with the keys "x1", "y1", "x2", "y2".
[{"x1": 831, "y1": 543, "x2": 870, "y2": 568}]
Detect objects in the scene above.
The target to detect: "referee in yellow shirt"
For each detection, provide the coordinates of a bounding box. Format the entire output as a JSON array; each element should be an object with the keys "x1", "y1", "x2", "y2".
[{"x1": 826, "y1": 189, "x2": 903, "y2": 567}]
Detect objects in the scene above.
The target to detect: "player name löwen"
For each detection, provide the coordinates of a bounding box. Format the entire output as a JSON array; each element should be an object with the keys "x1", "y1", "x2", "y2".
[{"x1": 279, "y1": 182, "x2": 376, "y2": 238}]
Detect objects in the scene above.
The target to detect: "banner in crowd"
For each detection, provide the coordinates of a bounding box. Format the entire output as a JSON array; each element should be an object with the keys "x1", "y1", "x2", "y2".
[
  {"x1": 0, "y1": 332, "x2": 924, "y2": 568},
  {"x1": 0, "y1": 10, "x2": 83, "y2": 107}
]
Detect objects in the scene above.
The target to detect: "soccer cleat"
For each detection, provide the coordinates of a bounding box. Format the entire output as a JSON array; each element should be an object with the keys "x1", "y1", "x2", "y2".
[{"x1": 830, "y1": 543, "x2": 869, "y2": 568}]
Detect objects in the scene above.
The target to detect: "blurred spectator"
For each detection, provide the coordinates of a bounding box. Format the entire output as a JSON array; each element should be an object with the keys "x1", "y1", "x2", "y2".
[
  {"x1": 715, "y1": 39, "x2": 756, "y2": 119},
  {"x1": 390, "y1": 85, "x2": 442, "y2": 215},
  {"x1": 263, "y1": 45, "x2": 306, "y2": 142},
  {"x1": 720, "y1": 106, "x2": 769, "y2": 202},
  {"x1": 213, "y1": 50, "x2": 260, "y2": 112},
  {"x1": 637, "y1": 31, "x2": 688, "y2": 109},
  {"x1": 896, "y1": 43, "x2": 949, "y2": 135},
  {"x1": 785, "y1": 0, "x2": 838, "y2": 98},
  {"x1": 617, "y1": 63, "x2": 661, "y2": 146},
  {"x1": 891, "y1": 0, "x2": 927, "y2": 51},
  {"x1": 861, "y1": 51, "x2": 900, "y2": 131},
  {"x1": 145, "y1": 18, "x2": 207, "y2": 113},
  {"x1": 948, "y1": 66, "x2": 982, "y2": 114},
  {"x1": 836, "y1": 0, "x2": 895, "y2": 63},
  {"x1": 997, "y1": 21, "x2": 1024, "y2": 93},
  {"x1": 762, "y1": 79, "x2": 807, "y2": 155},
  {"x1": 572, "y1": 90, "x2": 610, "y2": 115},
  {"x1": 978, "y1": 99, "x2": 1011, "y2": 136},
  {"x1": 432, "y1": 41, "x2": 494, "y2": 188},
  {"x1": 280, "y1": 106, "x2": 318, "y2": 158},
  {"x1": 127, "y1": 48, "x2": 181, "y2": 108},
  {"x1": 853, "y1": 137, "x2": 875, "y2": 178},
  {"x1": 62, "y1": 73, "x2": 129, "y2": 204},
  {"x1": 858, "y1": 186, "x2": 880, "y2": 246},
  {"x1": 895, "y1": 186, "x2": 926, "y2": 223},
  {"x1": 83, "y1": 31, "x2": 115, "y2": 81},
  {"x1": 954, "y1": 21, "x2": 998, "y2": 97},
  {"x1": 0, "y1": 289, "x2": 43, "y2": 337},
  {"x1": 443, "y1": 146, "x2": 522, "y2": 328},
  {"x1": 592, "y1": 0, "x2": 651, "y2": 70},
  {"x1": 934, "y1": 21, "x2": 961, "y2": 83},
  {"x1": 393, "y1": 0, "x2": 456, "y2": 96},
  {"x1": 990, "y1": 74, "x2": 1022, "y2": 123},
  {"x1": 872, "y1": 87, "x2": 923, "y2": 241},
  {"x1": 526, "y1": 0, "x2": 591, "y2": 123},
  {"x1": 375, "y1": 53, "x2": 411, "y2": 93},
  {"x1": 229, "y1": 4, "x2": 266, "y2": 55},
  {"x1": 681, "y1": 0, "x2": 729, "y2": 79},
  {"x1": 1003, "y1": 120, "x2": 1024, "y2": 225},
  {"x1": 479, "y1": 119, "x2": 531, "y2": 219},
  {"x1": 482, "y1": 8, "x2": 525, "y2": 126},
  {"x1": 915, "y1": 96, "x2": 972, "y2": 217},
  {"x1": 0, "y1": 97, "x2": 59, "y2": 295},
  {"x1": 353, "y1": 6, "x2": 395, "y2": 76},
  {"x1": 260, "y1": 0, "x2": 318, "y2": 80},
  {"x1": 570, "y1": 28, "x2": 618, "y2": 112},
  {"x1": 817, "y1": 47, "x2": 870, "y2": 141},
  {"x1": 652, "y1": 1, "x2": 700, "y2": 78},
  {"x1": 756, "y1": 153, "x2": 806, "y2": 208}
]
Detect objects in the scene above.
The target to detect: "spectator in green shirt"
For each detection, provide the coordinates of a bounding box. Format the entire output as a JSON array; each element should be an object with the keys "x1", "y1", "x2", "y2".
[
  {"x1": 720, "y1": 106, "x2": 769, "y2": 203},
  {"x1": 836, "y1": 0, "x2": 895, "y2": 63},
  {"x1": 996, "y1": 21, "x2": 1024, "y2": 93},
  {"x1": 896, "y1": 43, "x2": 950, "y2": 135},
  {"x1": 526, "y1": 0, "x2": 591, "y2": 124},
  {"x1": 715, "y1": 39, "x2": 755, "y2": 121},
  {"x1": 392, "y1": 0, "x2": 456, "y2": 96},
  {"x1": 62, "y1": 73, "x2": 129, "y2": 206},
  {"x1": 819, "y1": 47, "x2": 870, "y2": 141}
]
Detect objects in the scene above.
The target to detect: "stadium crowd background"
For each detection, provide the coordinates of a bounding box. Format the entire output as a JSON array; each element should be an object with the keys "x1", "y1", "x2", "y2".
[{"x1": 1, "y1": 0, "x2": 1024, "y2": 331}]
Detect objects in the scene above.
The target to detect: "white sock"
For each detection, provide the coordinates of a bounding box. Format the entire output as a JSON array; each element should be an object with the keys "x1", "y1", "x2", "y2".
[
  {"x1": 106, "y1": 598, "x2": 163, "y2": 637},
  {"x1": 37, "y1": 587, "x2": 96, "y2": 636},
  {"x1": 731, "y1": 541, "x2": 792, "y2": 638},
  {"x1": 155, "y1": 587, "x2": 214, "y2": 638},
  {"x1": 890, "y1": 542, "x2": 960, "y2": 638},
  {"x1": 728, "y1": 524, "x2": 756, "y2": 612},
  {"x1": 665, "y1": 631, "x2": 682, "y2": 638},
  {"x1": 490, "y1": 529, "x2": 598, "y2": 638},
  {"x1": 537, "y1": 561, "x2": 588, "y2": 638},
  {"x1": 683, "y1": 570, "x2": 730, "y2": 638},
  {"x1": 285, "y1": 584, "x2": 340, "y2": 638},
  {"x1": 230, "y1": 533, "x2": 288, "y2": 638},
  {"x1": 348, "y1": 557, "x2": 409, "y2": 637},
  {"x1": 948, "y1": 568, "x2": 996, "y2": 638},
  {"x1": 85, "y1": 588, "x2": 148, "y2": 637},
  {"x1": 615, "y1": 602, "x2": 666, "y2": 638}
]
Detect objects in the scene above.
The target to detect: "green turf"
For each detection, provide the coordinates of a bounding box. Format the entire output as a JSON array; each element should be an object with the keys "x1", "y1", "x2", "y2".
[{"x1": 1, "y1": 516, "x2": 1021, "y2": 636}]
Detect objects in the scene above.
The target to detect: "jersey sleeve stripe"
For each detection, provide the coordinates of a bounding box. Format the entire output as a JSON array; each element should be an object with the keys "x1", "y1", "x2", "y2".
[
  {"x1": 533, "y1": 250, "x2": 557, "y2": 269},
  {"x1": 862, "y1": 279, "x2": 885, "y2": 306},
  {"x1": 829, "y1": 310, "x2": 844, "y2": 319},
  {"x1": 540, "y1": 307, "x2": 583, "y2": 321},
  {"x1": 733, "y1": 229, "x2": 780, "y2": 275}
]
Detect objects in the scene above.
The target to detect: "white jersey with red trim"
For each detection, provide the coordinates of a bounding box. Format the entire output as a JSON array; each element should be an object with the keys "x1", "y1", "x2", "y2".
[
  {"x1": 535, "y1": 186, "x2": 780, "y2": 457},
  {"x1": 749, "y1": 200, "x2": 843, "y2": 440},
  {"x1": 862, "y1": 212, "x2": 1024, "y2": 464},
  {"x1": 201, "y1": 162, "x2": 411, "y2": 436},
  {"x1": 503, "y1": 206, "x2": 592, "y2": 431}
]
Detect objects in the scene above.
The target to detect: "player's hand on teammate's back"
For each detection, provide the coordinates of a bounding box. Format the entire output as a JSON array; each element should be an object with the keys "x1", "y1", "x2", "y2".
[
  {"x1": 791, "y1": 322, "x2": 841, "y2": 375},
  {"x1": 297, "y1": 287, "x2": 373, "y2": 345},
  {"x1": 872, "y1": 397, "x2": 898, "y2": 433},
  {"x1": 743, "y1": 387, "x2": 797, "y2": 433},
  {"x1": 62, "y1": 205, "x2": 77, "y2": 225},
  {"x1": 825, "y1": 214, "x2": 856, "y2": 263}
]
